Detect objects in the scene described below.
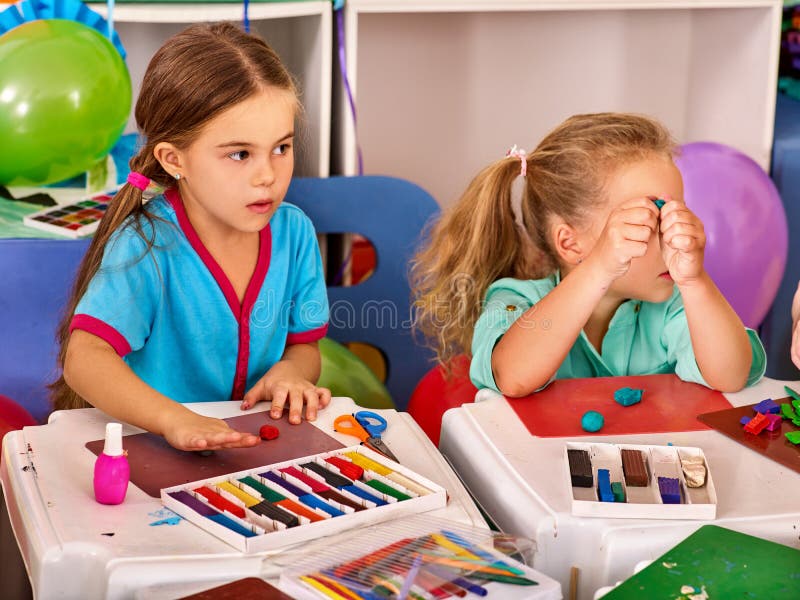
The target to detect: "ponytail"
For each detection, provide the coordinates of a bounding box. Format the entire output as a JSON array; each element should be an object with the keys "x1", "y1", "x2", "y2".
[
  {"x1": 411, "y1": 155, "x2": 546, "y2": 367},
  {"x1": 49, "y1": 149, "x2": 171, "y2": 410}
]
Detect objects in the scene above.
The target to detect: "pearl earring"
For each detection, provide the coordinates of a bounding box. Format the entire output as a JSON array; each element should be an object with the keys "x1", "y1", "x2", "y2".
[{"x1": 173, "y1": 173, "x2": 181, "y2": 181}]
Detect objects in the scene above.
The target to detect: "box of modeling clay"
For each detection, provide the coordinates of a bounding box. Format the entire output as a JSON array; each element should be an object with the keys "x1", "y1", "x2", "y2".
[{"x1": 565, "y1": 441, "x2": 717, "y2": 519}]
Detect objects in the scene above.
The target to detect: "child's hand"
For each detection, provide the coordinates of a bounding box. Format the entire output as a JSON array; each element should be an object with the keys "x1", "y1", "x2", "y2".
[
  {"x1": 587, "y1": 197, "x2": 659, "y2": 281},
  {"x1": 163, "y1": 412, "x2": 261, "y2": 451},
  {"x1": 792, "y1": 281, "x2": 800, "y2": 369},
  {"x1": 239, "y1": 361, "x2": 332, "y2": 424},
  {"x1": 659, "y1": 198, "x2": 706, "y2": 286}
]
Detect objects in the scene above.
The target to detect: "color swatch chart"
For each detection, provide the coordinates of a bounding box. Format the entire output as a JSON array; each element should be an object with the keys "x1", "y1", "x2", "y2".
[
  {"x1": 23, "y1": 190, "x2": 115, "y2": 238},
  {"x1": 161, "y1": 446, "x2": 447, "y2": 553},
  {"x1": 566, "y1": 442, "x2": 717, "y2": 520},
  {"x1": 279, "y1": 515, "x2": 563, "y2": 600}
]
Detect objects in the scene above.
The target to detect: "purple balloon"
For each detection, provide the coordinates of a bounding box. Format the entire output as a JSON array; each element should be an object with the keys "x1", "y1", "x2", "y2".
[{"x1": 675, "y1": 142, "x2": 788, "y2": 329}]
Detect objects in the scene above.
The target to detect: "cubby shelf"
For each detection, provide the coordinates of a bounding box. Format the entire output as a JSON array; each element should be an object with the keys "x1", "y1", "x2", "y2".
[
  {"x1": 337, "y1": 0, "x2": 783, "y2": 206},
  {"x1": 89, "y1": 2, "x2": 332, "y2": 177}
]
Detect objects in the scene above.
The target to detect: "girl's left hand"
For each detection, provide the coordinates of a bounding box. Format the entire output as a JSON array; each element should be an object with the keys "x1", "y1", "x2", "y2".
[
  {"x1": 659, "y1": 198, "x2": 706, "y2": 286},
  {"x1": 791, "y1": 281, "x2": 800, "y2": 369},
  {"x1": 239, "y1": 362, "x2": 331, "y2": 424}
]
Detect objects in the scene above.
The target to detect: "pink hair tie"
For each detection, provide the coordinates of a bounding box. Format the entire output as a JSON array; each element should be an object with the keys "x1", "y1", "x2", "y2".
[
  {"x1": 506, "y1": 144, "x2": 527, "y2": 177},
  {"x1": 127, "y1": 171, "x2": 150, "y2": 191},
  {"x1": 126, "y1": 171, "x2": 164, "y2": 201}
]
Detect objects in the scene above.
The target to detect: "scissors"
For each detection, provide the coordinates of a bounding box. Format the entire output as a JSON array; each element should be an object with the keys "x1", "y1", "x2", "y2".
[{"x1": 333, "y1": 410, "x2": 400, "y2": 463}]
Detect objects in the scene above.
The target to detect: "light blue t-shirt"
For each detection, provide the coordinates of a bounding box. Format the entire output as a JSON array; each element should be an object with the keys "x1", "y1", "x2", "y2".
[
  {"x1": 470, "y1": 273, "x2": 766, "y2": 393},
  {"x1": 70, "y1": 188, "x2": 329, "y2": 403}
]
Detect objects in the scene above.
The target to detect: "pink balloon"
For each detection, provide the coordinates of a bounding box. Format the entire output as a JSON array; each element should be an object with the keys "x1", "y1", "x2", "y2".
[{"x1": 675, "y1": 142, "x2": 788, "y2": 329}]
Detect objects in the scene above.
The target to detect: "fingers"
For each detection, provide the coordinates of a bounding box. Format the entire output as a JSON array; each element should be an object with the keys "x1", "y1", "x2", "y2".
[
  {"x1": 270, "y1": 385, "x2": 289, "y2": 420},
  {"x1": 791, "y1": 281, "x2": 800, "y2": 324},
  {"x1": 605, "y1": 224, "x2": 652, "y2": 261},
  {"x1": 182, "y1": 428, "x2": 261, "y2": 451},
  {"x1": 318, "y1": 387, "x2": 332, "y2": 409},
  {"x1": 184, "y1": 429, "x2": 261, "y2": 450},
  {"x1": 793, "y1": 323, "x2": 800, "y2": 370},
  {"x1": 612, "y1": 202, "x2": 659, "y2": 231},
  {"x1": 287, "y1": 388, "x2": 303, "y2": 424},
  {"x1": 303, "y1": 387, "x2": 319, "y2": 421},
  {"x1": 661, "y1": 218, "x2": 705, "y2": 252},
  {"x1": 300, "y1": 387, "x2": 331, "y2": 421},
  {"x1": 240, "y1": 382, "x2": 264, "y2": 410}
]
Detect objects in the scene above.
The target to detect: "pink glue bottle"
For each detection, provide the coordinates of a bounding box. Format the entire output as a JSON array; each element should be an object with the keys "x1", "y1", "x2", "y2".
[{"x1": 93, "y1": 422, "x2": 130, "y2": 505}]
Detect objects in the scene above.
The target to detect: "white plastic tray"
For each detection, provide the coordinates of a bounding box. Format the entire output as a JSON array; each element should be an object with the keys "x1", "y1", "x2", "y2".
[
  {"x1": 565, "y1": 441, "x2": 717, "y2": 520},
  {"x1": 161, "y1": 445, "x2": 447, "y2": 552}
]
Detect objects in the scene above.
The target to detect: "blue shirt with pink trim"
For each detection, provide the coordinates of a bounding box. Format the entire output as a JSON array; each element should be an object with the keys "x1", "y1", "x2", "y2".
[{"x1": 70, "y1": 189, "x2": 329, "y2": 403}]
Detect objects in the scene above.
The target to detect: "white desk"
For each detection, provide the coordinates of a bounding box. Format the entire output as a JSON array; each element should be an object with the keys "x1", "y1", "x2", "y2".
[
  {"x1": 439, "y1": 378, "x2": 800, "y2": 600},
  {"x1": 1, "y1": 397, "x2": 485, "y2": 599}
]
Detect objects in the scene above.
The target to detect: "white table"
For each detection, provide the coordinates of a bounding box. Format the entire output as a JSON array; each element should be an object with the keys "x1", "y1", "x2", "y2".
[
  {"x1": 439, "y1": 377, "x2": 800, "y2": 600},
  {"x1": 1, "y1": 397, "x2": 486, "y2": 599}
]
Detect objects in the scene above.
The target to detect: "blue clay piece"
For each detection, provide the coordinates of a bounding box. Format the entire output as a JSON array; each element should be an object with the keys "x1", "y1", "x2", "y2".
[
  {"x1": 653, "y1": 198, "x2": 666, "y2": 209},
  {"x1": 614, "y1": 387, "x2": 643, "y2": 407},
  {"x1": 581, "y1": 410, "x2": 604, "y2": 432}
]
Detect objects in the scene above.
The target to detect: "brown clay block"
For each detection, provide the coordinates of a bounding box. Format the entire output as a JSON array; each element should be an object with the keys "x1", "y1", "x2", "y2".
[
  {"x1": 621, "y1": 449, "x2": 649, "y2": 487},
  {"x1": 567, "y1": 449, "x2": 593, "y2": 487}
]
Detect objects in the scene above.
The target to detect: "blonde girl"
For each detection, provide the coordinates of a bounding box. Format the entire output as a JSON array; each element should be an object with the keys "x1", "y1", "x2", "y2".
[{"x1": 413, "y1": 113, "x2": 765, "y2": 396}]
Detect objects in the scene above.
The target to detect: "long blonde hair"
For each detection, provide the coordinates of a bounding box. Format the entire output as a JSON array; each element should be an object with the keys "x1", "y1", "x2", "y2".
[
  {"x1": 50, "y1": 22, "x2": 298, "y2": 411},
  {"x1": 411, "y1": 112, "x2": 676, "y2": 366}
]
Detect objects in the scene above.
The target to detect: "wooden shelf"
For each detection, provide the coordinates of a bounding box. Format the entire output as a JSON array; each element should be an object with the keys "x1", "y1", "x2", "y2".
[
  {"x1": 337, "y1": 0, "x2": 783, "y2": 206},
  {"x1": 89, "y1": 2, "x2": 331, "y2": 177}
]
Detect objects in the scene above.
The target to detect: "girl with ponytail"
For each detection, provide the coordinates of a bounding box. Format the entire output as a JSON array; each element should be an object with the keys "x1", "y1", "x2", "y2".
[
  {"x1": 412, "y1": 113, "x2": 765, "y2": 397},
  {"x1": 51, "y1": 23, "x2": 330, "y2": 451}
]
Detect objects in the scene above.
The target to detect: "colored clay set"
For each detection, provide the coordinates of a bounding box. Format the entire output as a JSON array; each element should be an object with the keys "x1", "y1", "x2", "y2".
[
  {"x1": 565, "y1": 442, "x2": 717, "y2": 519},
  {"x1": 22, "y1": 190, "x2": 115, "y2": 238},
  {"x1": 160, "y1": 445, "x2": 447, "y2": 552}
]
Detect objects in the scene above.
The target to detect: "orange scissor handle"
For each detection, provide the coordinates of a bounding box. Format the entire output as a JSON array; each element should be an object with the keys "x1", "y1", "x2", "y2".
[{"x1": 333, "y1": 414, "x2": 370, "y2": 442}]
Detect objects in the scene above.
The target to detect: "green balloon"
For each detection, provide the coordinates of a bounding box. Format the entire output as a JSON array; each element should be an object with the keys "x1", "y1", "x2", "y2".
[
  {"x1": 0, "y1": 19, "x2": 132, "y2": 186},
  {"x1": 318, "y1": 338, "x2": 395, "y2": 410}
]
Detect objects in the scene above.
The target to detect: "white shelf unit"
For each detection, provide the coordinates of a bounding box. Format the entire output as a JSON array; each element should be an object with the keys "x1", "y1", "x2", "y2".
[
  {"x1": 337, "y1": 0, "x2": 783, "y2": 206},
  {"x1": 89, "y1": 2, "x2": 331, "y2": 177}
]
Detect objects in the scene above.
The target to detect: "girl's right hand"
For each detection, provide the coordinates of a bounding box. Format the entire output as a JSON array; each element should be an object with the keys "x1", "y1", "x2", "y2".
[
  {"x1": 585, "y1": 198, "x2": 659, "y2": 281},
  {"x1": 163, "y1": 412, "x2": 261, "y2": 451}
]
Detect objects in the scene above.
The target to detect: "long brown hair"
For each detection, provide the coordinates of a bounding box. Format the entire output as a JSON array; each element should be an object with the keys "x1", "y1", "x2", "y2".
[
  {"x1": 410, "y1": 112, "x2": 676, "y2": 367},
  {"x1": 51, "y1": 22, "x2": 299, "y2": 410}
]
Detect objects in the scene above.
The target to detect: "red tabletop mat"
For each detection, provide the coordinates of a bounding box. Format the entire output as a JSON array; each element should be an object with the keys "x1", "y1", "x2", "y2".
[
  {"x1": 697, "y1": 398, "x2": 800, "y2": 475},
  {"x1": 86, "y1": 411, "x2": 344, "y2": 497},
  {"x1": 178, "y1": 577, "x2": 294, "y2": 600},
  {"x1": 506, "y1": 374, "x2": 731, "y2": 437}
]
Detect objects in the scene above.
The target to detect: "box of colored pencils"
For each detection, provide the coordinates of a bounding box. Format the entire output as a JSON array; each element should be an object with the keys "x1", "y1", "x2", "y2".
[
  {"x1": 565, "y1": 441, "x2": 717, "y2": 520},
  {"x1": 160, "y1": 445, "x2": 447, "y2": 553},
  {"x1": 22, "y1": 189, "x2": 117, "y2": 238},
  {"x1": 277, "y1": 514, "x2": 562, "y2": 599}
]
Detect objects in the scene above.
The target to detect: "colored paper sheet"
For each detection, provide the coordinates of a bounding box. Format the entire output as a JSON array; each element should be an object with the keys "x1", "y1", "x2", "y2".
[
  {"x1": 86, "y1": 411, "x2": 344, "y2": 497},
  {"x1": 177, "y1": 576, "x2": 295, "y2": 600},
  {"x1": 697, "y1": 398, "x2": 800, "y2": 475},
  {"x1": 602, "y1": 525, "x2": 800, "y2": 599},
  {"x1": 506, "y1": 374, "x2": 730, "y2": 437}
]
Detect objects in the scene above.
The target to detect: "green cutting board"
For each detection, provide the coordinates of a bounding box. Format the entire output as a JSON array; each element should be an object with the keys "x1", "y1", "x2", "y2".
[{"x1": 602, "y1": 525, "x2": 800, "y2": 599}]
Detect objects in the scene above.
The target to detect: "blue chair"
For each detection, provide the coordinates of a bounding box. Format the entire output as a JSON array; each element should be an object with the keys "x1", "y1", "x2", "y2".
[
  {"x1": 0, "y1": 238, "x2": 90, "y2": 422},
  {"x1": 287, "y1": 176, "x2": 440, "y2": 410},
  {"x1": 0, "y1": 176, "x2": 439, "y2": 420}
]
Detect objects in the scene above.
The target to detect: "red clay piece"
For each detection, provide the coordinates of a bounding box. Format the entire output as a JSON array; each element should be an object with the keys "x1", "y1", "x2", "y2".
[
  {"x1": 259, "y1": 424, "x2": 280, "y2": 441},
  {"x1": 743, "y1": 412, "x2": 768, "y2": 434}
]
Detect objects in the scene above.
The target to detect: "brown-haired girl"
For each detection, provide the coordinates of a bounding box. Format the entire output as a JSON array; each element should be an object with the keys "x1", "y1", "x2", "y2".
[
  {"x1": 412, "y1": 113, "x2": 765, "y2": 397},
  {"x1": 51, "y1": 23, "x2": 330, "y2": 451}
]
